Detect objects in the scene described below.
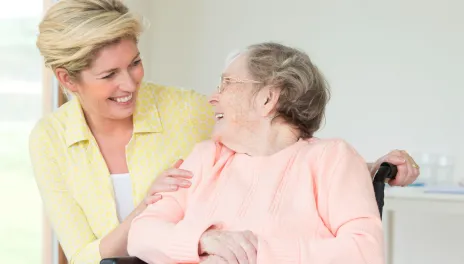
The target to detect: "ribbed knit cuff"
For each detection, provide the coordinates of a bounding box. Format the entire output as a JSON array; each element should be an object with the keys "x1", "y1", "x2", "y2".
[{"x1": 166, "y1": 219, "x2": 215, "y2": 263}]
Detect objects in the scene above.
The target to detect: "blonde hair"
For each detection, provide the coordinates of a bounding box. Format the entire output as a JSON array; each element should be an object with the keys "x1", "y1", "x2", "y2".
[{"x1": 37, "y1": 0, "x2": 143, "y2": 79}]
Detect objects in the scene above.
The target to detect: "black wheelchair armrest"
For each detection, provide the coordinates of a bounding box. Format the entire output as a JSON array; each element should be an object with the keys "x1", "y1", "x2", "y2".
[
  {"x1": 372, "y1": 162, "x2": 398, "y2": 219},
  {"x1": 100, "y1": 257, "x2": 147, "y2": 264}
]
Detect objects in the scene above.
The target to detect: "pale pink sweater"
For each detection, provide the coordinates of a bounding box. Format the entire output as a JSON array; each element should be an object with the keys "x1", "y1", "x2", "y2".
[{"x1": 127, "y1": 138, "x2": 384, "y2": 264}]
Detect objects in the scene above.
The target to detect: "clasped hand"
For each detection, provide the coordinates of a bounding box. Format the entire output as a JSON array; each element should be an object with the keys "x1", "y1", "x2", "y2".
[{"x1": 199, "y1": 229, "x2": 258, "y2": 264}]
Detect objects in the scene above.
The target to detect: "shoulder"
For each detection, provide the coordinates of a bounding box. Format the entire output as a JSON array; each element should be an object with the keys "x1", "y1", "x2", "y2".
[
  {"x1": 29, "y1": 100, "x2": 76, "y2": 146},
  {"x1": 298, "y1": 137, "x2": 369, "y2": 182},
  {"x1": 298, "y1": 137, "x2": 366, "y2": 166},
  {"x1": 188, "y1": 140, "x2": 218, "y2": 159},
  {"x1": 305, "y1": 137, "x2": 360, "y2": 155},
  {"x1": 183, "y1": 140, "x2": 233, "y2": 166}
]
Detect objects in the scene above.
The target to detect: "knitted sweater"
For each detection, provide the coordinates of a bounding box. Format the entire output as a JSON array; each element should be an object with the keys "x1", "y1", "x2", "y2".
[{"x1": 127, "y1": 138, "x2": 384, "y2": 264}]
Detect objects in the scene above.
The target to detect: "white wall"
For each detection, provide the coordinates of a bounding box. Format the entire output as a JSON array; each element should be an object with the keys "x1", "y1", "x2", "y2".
[
  {"x1": 124, "y1": 0, "x2": 154, "y2": 73},
  {"x1": 143, "y1": 0, "x2": 463, "y2": 179},
  {"x1": 132, "y1": 0, "x2": 464, "y2": 263}
]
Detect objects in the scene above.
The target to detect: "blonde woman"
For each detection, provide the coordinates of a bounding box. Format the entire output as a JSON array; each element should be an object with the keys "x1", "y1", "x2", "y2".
[{"x1": 30, "y1": 0, "x2": 420, "y2": 263}]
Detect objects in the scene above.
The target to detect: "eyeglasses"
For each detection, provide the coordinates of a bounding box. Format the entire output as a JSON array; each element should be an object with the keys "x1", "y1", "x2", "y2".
[{"x1": 217, "y1": 76, "x2": 262, "y2": 93}]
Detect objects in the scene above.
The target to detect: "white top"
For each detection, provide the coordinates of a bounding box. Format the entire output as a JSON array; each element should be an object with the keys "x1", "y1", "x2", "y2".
[{"x1": 110, "y1": 173, "x2": 135, "y2": 223}]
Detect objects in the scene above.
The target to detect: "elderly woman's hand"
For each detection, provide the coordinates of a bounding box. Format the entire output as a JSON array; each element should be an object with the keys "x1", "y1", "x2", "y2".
[
  {"x1": 200, "y1": 255, "x2": 228, "y2": 264},
  {"x1": 199, "y1": 229, "x2": 258, "y2": 264},
  {"x1": 144, "y1": 159, "x2": 193, "y2": 204},
  {"x1": 370, "y1": 150, "x2": 420, "y2": 186}
]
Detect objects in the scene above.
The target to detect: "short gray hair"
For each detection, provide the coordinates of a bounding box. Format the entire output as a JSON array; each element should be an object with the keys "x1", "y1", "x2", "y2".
[{"x1": 236, "y1": 42, "x2": 331, "y2": 138}]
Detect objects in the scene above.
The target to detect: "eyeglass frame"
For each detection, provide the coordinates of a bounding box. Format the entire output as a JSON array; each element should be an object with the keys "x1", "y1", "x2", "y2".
[{"x1": 216, "y1": 76, "x2": 263, "y2": 93}]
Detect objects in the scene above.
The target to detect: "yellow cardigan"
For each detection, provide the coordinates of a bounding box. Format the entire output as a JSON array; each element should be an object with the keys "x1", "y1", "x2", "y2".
[{"x1": 29, "y1": 82, "x2": 215, "y2": 264}]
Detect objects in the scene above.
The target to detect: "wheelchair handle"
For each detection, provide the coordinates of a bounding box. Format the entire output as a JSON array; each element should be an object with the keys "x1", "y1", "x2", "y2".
[
  {"x1": 373, "y1": 162, "x2": 398, "y2": 183},
  {"x1": 373, "y1": 162, "x2": 398, "y2": 219}
]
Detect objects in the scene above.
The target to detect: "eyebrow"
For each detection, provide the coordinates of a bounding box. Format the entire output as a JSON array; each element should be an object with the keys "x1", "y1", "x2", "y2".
[{"x1": 96, "y1": 52, "x2": 141, "y2": 75}]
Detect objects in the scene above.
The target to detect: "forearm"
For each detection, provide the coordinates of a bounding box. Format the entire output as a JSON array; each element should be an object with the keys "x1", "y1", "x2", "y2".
[
  {"x1": 257, "y1": 219, "x2": 384, "y2": 263},
  {"x1": 99, "y1": 202, "x2": 146, "y2": 258},
  {"x1": 127, "y1": 198, "x2": 210, "y2": 263}
]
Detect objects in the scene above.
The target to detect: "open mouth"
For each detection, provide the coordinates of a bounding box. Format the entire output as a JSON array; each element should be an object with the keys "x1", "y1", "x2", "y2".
[
  {"x1": 215, "y1": 113, "x2": 224, "y2": 121},
  {"x1": 109, "y1": 93, "x2": 133, "y2": 104}
]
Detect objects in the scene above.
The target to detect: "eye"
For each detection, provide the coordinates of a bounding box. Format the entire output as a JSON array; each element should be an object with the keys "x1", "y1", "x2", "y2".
[
  {"x1": 223, "y1": 77, "x2": 232, "y2": 84},
  {"x1": 132, "y1": 59, "x2": 142, "y2": 66},
  {"x1": 102, "y1": 72, "x2": 115, "y2": 79}
]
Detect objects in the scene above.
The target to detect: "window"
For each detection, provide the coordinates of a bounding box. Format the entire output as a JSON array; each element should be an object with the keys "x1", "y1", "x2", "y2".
[{"x1": 0, "y1": 1, "x2": 52, "y2": 263}]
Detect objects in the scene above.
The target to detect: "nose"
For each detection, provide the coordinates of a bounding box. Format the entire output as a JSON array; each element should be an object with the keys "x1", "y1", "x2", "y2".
[
  {"x1": 208, "y1": 90, "x2": 220, "y2": 105},
  {"x1": 119, "y1": 71, "x2": 137, "y2": 92}
]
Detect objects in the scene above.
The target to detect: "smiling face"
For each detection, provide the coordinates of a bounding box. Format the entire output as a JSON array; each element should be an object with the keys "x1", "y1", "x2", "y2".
[
  {"x1": 56, "y1": 38, "x2": 144, "y2": 122},
  {"x1": 208, "y1": 54, "x2": 273, "y2": 151}
]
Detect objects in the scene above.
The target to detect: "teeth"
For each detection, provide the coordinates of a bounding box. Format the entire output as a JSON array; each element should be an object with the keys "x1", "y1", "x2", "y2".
[
  {"x1": 215, "y1": 113, "x2": 224, "y2": 119},
  {"x1": 114, "y1": 93, "x2": 132, "y2": 103}
]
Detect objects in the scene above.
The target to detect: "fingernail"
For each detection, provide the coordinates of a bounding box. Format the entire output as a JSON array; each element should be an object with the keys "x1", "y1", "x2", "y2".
[{"x1": 181, "y1": 181, "x2": 192, "y2": 187}]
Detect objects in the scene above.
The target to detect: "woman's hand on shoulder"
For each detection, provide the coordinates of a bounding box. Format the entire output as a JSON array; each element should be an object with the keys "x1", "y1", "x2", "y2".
[{"x1": 144, "y1": 159, "x2": 193, "y2": 205}]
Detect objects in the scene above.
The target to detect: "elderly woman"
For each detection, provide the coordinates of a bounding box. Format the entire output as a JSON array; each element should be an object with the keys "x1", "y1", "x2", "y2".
[{"x1": 127, "y1": 42, "x2": 385, "y2": 264}]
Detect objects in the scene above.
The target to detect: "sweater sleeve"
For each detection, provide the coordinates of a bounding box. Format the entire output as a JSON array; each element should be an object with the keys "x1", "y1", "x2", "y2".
[
  {"x1": 29, "y1": 120, "x2": 102, "y2": 264},
  {"x1": 127, "y1": 142, "x2": 215, "y2": 264},
  {"x1": 256, "y1": 140, "x2": 384, "y2": 264}
]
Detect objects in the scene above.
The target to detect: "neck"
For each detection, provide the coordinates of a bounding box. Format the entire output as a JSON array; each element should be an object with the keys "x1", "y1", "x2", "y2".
[
  {"x1": 238, "y1": 120, "x2": 300, "y2": 156},
  {"x1": 84, "y1": 111, "x2": 133, "y2": 136}
]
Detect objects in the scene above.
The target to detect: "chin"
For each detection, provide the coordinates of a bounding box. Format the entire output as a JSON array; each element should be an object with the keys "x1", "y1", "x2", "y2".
[
  {"x1": 211, "y1": 132, "x2": 222, "y2": 143},
  {"x1": 110, "y1": 108, "x2": 135, "y2": 120}
]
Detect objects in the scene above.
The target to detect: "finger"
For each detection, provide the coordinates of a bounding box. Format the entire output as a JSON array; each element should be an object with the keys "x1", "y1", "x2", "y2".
[
  {"x1": 159, "y1": 176, "x2": 192, "y2": 188},
  {"x1": 227, "y1": 233, "x2": 250, "y2": 264},
  {"x1": 145, "y1": 194, "x2": 162, "y2": 204},
  {"x1": 237, "y1": 232, "x2": 257, "y2": 264},
  {"x1": 385, "y1": 154, "x2": 406, "y2": 165},
  {"x1": 205, "y1": 235, "x2": 238, "y2": 264},
  {"x1": 200, "y1": 255, "x2": 227, "y2": 264},
  {"x1": 148, "y1": 183, "x2": 180, "y2": 195},
  {"x1": 163, "y1": 168, "x2": 194, "y2": 178},
  {"x1": 388, "y1": 165, "x2": 407, "y2": 186},
  {"x1": 243, "y1": 231, "x2": 258, "y2": 250},
  {"x1": 403, "y1": 156, "x2": 417, "y2": 186},
  {"x1": 148, "y1": 180, "x2": 190, "y2": 196},
  {"x1": 406, "y1": 155, "x2": 421, "y2": 184},
  {"x1": 217, "y1": 245, "x2": 239, "y2": 264},
  {"x1": 199, "y1": 256, "x2": 213, "y2": 264},
  {"x1": 390, "y1": 159, "x2": 411, "y2": 186},
  {"x1": 404, "y1": 164, "x2": 414, "y2": 186},
  {"x1": 172, "y1": 159, "x2": 184, "y2": 168},
  {"x1": 398, "y1": 151, "x2": 415, "y2": 186}
]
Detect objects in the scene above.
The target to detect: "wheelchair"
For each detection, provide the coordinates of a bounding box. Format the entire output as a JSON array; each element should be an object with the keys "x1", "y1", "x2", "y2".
[{"x1": 100, "y1": 162, "x2": 397, "y2": 264}]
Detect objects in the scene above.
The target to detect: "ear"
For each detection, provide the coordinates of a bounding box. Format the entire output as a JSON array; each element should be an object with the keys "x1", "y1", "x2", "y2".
[
  {"x1": 55, "y1": 68, "x2": 78, "y2": 93},
  {"x1": 258, "y1": 86, "x2": 280, "y2": 117}
]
